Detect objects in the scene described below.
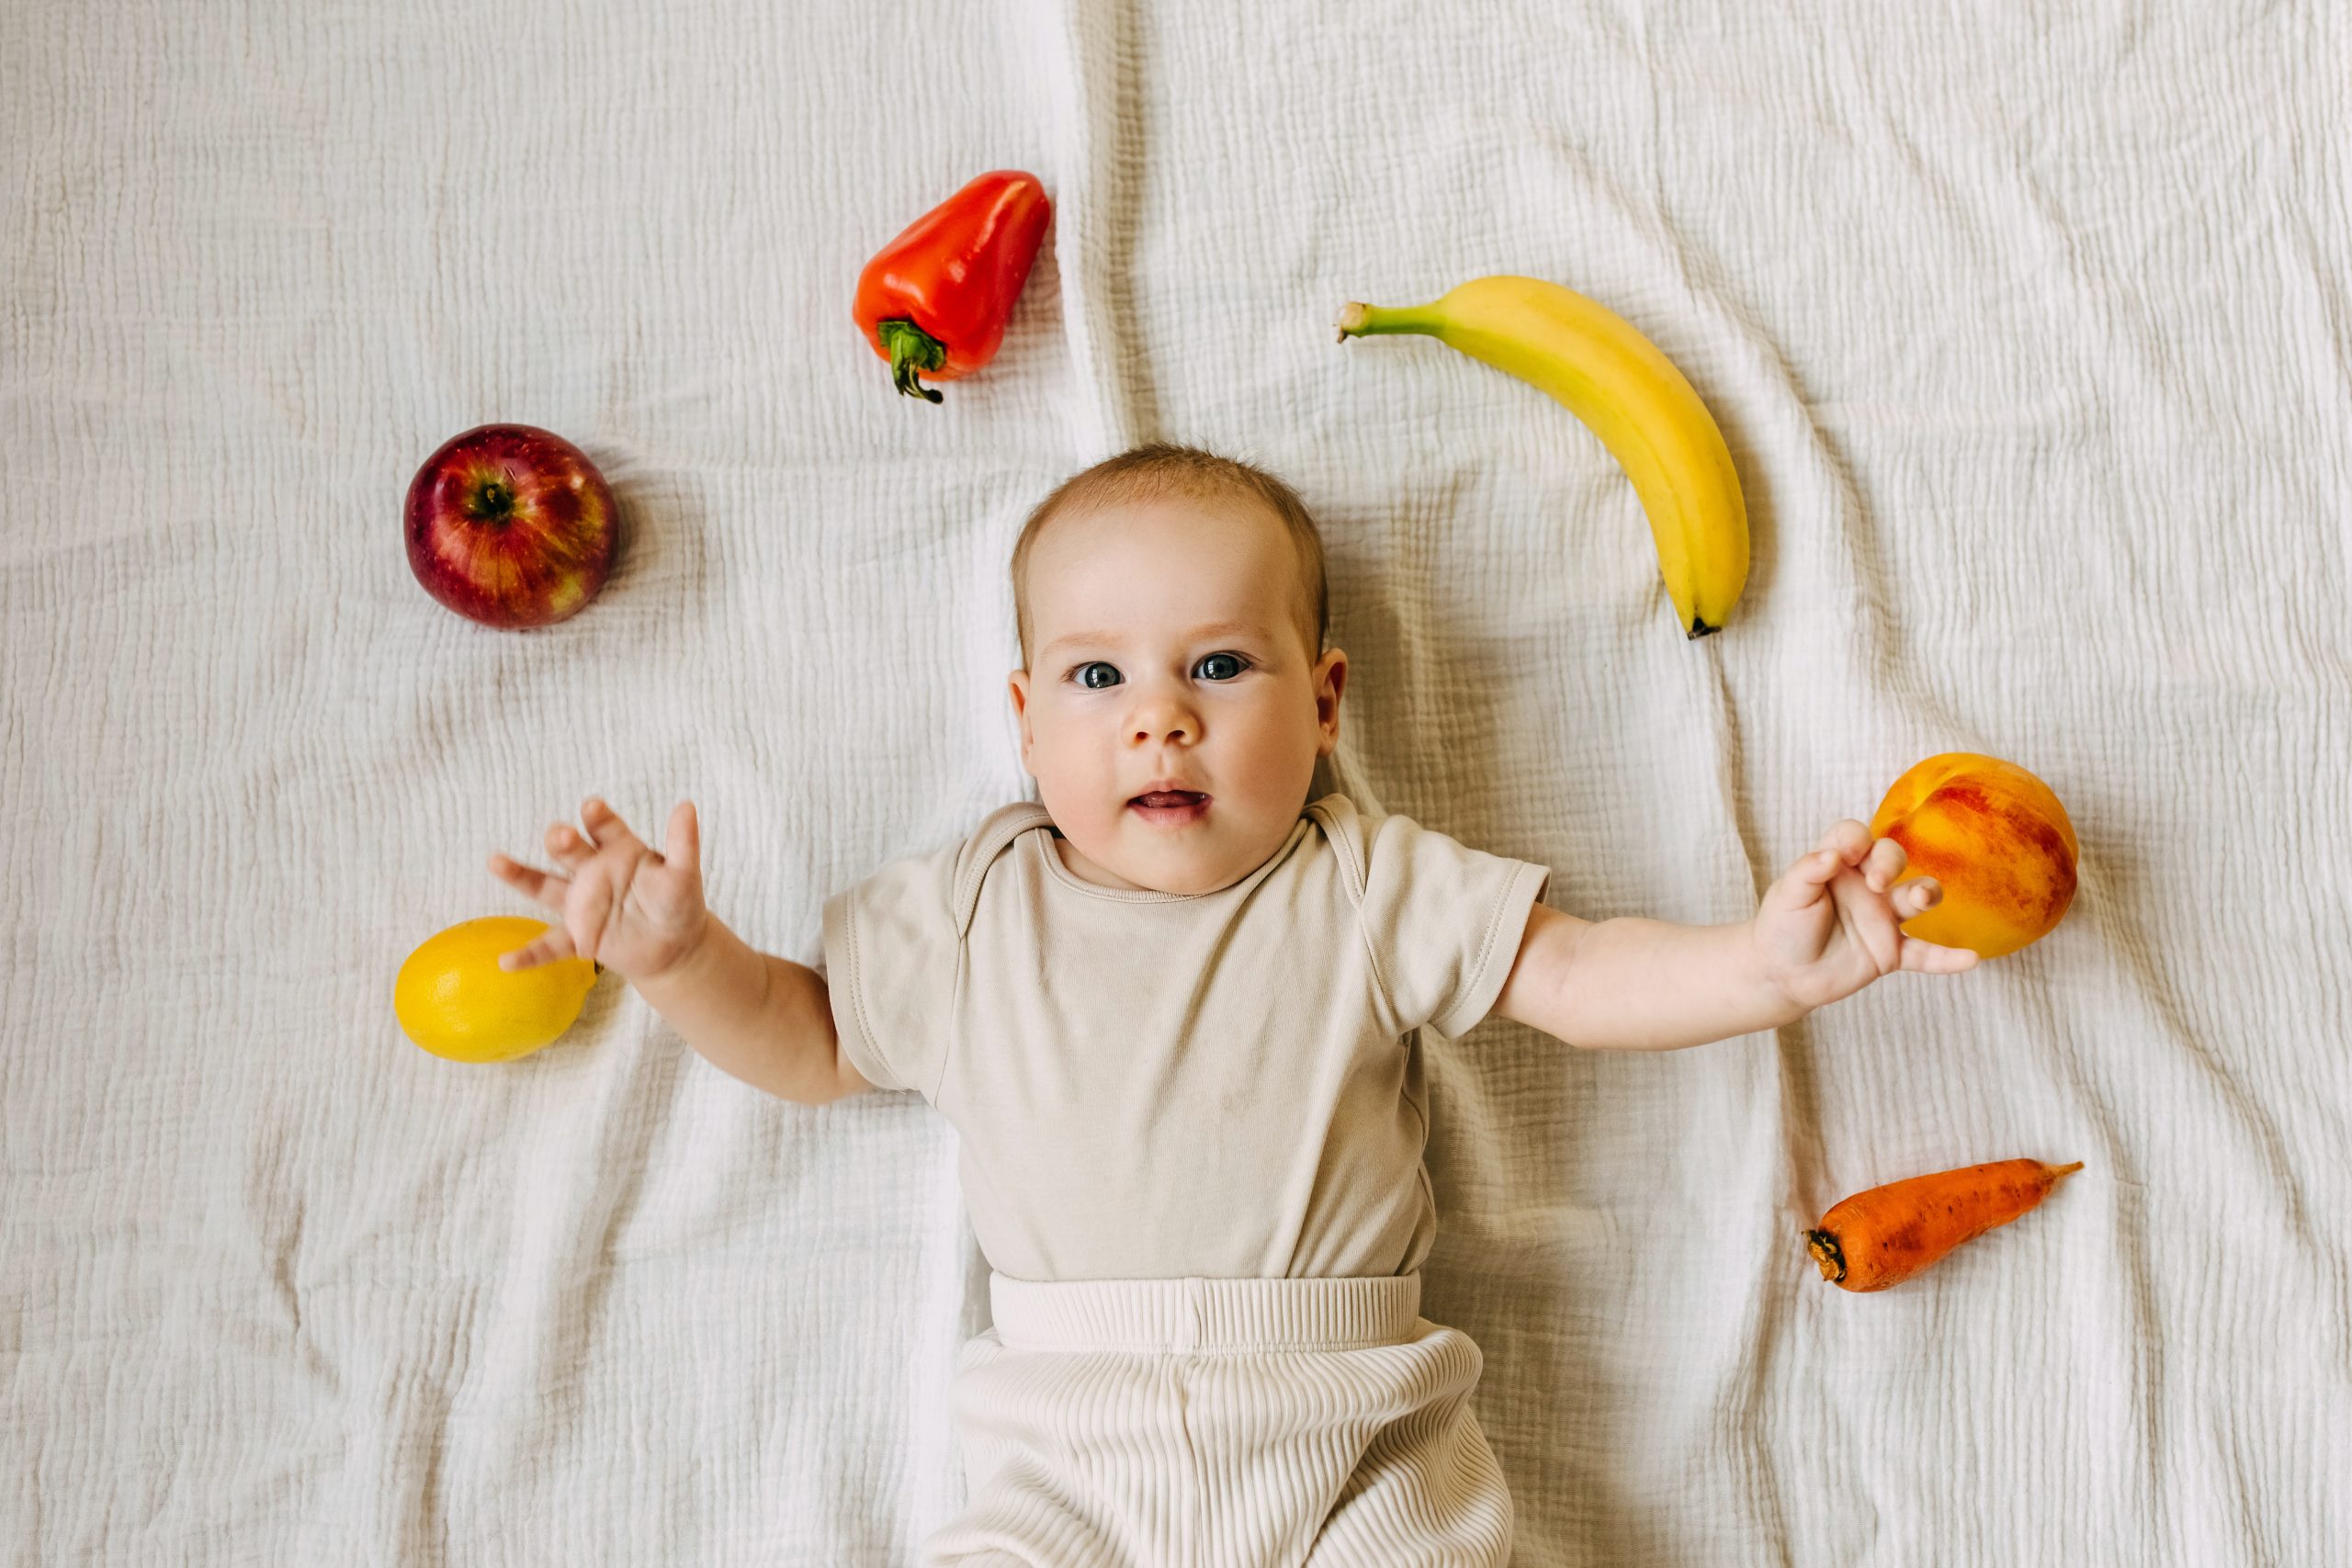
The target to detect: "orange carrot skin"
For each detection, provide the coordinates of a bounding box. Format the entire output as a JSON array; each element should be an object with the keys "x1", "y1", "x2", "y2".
[{"x1": 1806, "y1": 1159, "x2": 2083, "y2": 1292}]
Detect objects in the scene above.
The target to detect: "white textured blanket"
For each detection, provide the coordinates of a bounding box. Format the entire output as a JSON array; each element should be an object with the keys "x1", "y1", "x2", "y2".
[{"x1": 5, "y1": 1, "x2": 2346, "y2": 1562}]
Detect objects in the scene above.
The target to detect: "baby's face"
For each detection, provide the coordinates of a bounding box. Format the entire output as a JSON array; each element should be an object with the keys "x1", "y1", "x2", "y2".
[{"x1": 1008, "y1": 495, "x2": 1347, "y2": 895}]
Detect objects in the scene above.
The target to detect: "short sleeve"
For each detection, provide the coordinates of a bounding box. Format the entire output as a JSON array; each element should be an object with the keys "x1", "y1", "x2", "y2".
[
  {"x1": 1355, "y1": 810, "x2": 1553, "y2": 1039},
  {"x1": 820, "y1": 835, "x2": 965, "y2": 1097}
]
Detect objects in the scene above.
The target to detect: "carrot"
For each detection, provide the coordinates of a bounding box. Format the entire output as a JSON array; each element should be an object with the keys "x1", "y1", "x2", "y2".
[{"x1": 1804, "y1": 1158, "x2": 2083, "y2": 1292}]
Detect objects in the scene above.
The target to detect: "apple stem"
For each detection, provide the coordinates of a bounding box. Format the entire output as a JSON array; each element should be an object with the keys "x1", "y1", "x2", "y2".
[
  {"x1": 877, "y1": 318, "x2": 947, "y2": 404},
  {"x1": 469, "y1": 479, "x2": 516, "y2": 525}
]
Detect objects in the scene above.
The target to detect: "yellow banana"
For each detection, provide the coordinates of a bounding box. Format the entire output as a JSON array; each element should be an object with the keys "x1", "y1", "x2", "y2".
[{"x1": 1336, "y1": 276, "x2": 1749, "y2": 639}]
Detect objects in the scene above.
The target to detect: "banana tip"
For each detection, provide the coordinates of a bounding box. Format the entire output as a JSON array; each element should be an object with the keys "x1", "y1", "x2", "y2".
[{"x1": 1333, "y1": 301, "x2": 1370, "y2": 341}]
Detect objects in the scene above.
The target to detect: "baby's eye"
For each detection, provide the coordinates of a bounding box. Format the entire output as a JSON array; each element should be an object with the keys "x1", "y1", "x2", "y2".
[
  {"x1": 1070, "y1": 660, "x2": 1121, "y2": 690},
  {"x1": 1195, "y1": 651, "x2": 1250, "y2": 682}
]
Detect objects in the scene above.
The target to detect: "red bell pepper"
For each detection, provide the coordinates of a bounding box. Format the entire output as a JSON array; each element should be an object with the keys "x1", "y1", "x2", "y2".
[{"x1": 854, "y1": 170, "x2": 1051, "y2": 404}]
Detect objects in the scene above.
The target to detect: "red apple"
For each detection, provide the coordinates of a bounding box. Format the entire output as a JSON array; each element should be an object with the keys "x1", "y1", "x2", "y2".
[{"x1": 404, "y1": 423, "x2": 617, "y2": 628}]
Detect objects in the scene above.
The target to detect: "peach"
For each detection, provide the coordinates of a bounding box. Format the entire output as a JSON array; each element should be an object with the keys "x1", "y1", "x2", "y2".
[{"x1": 1870, "y1": 753, "x2": 2079, "y2": 959}]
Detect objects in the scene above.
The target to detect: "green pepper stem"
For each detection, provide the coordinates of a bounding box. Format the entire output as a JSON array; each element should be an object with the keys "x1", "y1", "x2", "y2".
[{"x1": 878, "y1": 318, "x2": 947, "y2": 403}]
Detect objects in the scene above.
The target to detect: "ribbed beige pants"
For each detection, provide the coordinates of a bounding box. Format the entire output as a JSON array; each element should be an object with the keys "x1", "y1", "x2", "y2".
[{"x1": 920, "y1": 1272, "x2": 1513, "y2": 1567}]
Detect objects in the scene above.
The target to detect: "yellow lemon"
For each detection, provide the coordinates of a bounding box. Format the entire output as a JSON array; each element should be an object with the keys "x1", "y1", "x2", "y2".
[{"x1": 395, "y1": 916, "x2": 598, "y2": 1063}]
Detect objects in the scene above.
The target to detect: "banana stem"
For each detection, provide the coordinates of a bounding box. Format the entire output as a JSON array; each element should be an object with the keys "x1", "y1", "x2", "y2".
[{"x1": 1334, "y1": 300, "x2": 1447, "y2": 343}]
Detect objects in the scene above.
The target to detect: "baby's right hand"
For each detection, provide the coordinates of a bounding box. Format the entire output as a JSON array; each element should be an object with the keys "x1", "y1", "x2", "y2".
[{"x1": 487, "y1": 796, "x2": 710, "y2": 983}]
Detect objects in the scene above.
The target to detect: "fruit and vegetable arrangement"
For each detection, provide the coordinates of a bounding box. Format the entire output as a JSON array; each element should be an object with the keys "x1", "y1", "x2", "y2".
[
  {"x1": 1336, "y1": 276, "x2": 1748, "y2": 640},
  {"x1": 390, "y1": 164, "x2": 2086, "y2": 1293},
  {"x1": 853, "y1": 170, "x2": 1051, "y2": 404},
  {"x1": 1806, "y1": 1159, "x2": 2084, "y2": 1292},
  {"x1": 405, "y1": 423, "x2": 617, "y2": 630},
  {"x1": 395, "y1": 917, "x2": 599, "y2": 1063}
]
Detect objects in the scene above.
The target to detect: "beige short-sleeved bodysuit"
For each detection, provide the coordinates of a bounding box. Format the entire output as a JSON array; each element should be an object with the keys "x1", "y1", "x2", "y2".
[
  {"x1": 820, "y1": 791, "x2": 1552, "y2": 1282},
  {"x1": 820, "y1": 794, "x2": 1552, "y2": 1568}
]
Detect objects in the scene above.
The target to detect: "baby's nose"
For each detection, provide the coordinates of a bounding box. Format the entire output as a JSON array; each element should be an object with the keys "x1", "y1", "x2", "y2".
[{"x1": 1130, "y1": 688, "x2": 1198, "y2": 743}]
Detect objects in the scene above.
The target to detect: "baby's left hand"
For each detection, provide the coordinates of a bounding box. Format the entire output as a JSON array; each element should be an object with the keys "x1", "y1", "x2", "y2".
[{"x1": 1753, "y1": 819, "x2": 1978, "y2": 1010}]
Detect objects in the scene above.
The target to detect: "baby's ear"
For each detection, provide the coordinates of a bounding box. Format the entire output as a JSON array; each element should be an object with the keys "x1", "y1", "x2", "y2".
[
  {"x1": 1006, "y1": 671, "x2": 1035, "y2": 761},
  {"x1": 1318, "y1": 646, "x2": 1349, "y2": 689}
]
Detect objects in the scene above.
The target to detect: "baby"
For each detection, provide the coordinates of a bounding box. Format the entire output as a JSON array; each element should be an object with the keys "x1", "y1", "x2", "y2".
[{"x1": 487, "y1": 443, "x2": 1975, "y2": 1567}]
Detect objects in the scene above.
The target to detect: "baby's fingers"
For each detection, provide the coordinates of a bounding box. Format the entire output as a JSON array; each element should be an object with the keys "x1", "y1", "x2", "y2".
[
  {"x1": 1897, "y1": 936, "x2": 1979, "y2": 975},
  {"x1": 1815, "y1": 819, "x2": 1872, "y2": 865},
  {"x1": 1892, "y1": 875, "x2": 1942, "y2": 919},
  {"x1": 497, "y1": 926, "x2": 578, "y2": 973},
  {"x1": 545, "y1": 822, "x2": 595, "y2": 873},
  {"x1": 1779, "y1": 820, "x2": 1872, "y2": 890},
  {"x1": 580, "y1": 796, "x2": 650, "y2": 859},
  {"x1": 662, "y1": 800, "x2": 699, "y2": 874},
  {"x1": 1764, "y1": 843, "x2": 1848, "y2": 912},
  {"x1": 488, "y1": 852, "x2": 569, "y2": 913}
]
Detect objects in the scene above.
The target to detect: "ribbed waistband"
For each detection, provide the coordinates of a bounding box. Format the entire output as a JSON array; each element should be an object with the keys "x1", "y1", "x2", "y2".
[{"x1": 986, "y1": 1272, "x2": 1423, "y2": 1353}]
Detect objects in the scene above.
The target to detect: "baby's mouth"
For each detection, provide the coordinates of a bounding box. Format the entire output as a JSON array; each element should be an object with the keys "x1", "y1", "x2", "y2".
[{"x1": 1130, "y1": 791, "x2": 1208, "y2": 808}]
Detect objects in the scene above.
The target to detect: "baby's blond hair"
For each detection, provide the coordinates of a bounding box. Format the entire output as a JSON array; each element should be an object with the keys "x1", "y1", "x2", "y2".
[{"x1": 1011, "y1": 443, "x2": 1329, "y2": 670}]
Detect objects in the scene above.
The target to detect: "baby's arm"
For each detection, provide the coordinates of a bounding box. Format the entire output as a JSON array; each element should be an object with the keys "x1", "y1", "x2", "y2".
[
  {"x1": 490, "y1": 796, "x2": 870, "y2": 1105},
  {"x1": 1491, "y1": 818, "x2": 1975, "y2": 1051},
  {"x1": 1494, "y1": 907, "x2": 1809, "y2": 1050},
  {"x1": 635, "y1": 920, "x2": 867, "y2": 1105}
]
